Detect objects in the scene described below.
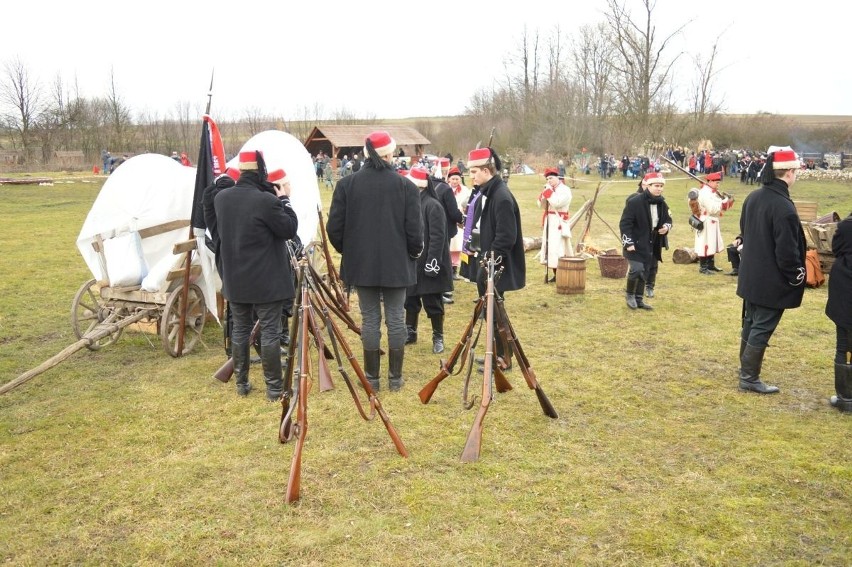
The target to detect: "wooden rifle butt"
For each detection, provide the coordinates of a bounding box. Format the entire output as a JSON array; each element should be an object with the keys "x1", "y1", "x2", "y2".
[
  {"x1": 417, "y1": 370, "x2": 447, "y2": 404},
  {"x1": 213, "y1": 358, "x2": 233, "y2": 383}
]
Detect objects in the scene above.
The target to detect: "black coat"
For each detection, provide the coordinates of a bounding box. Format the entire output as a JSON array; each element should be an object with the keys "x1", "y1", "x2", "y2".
[
  {"x1": 620, "y1": 190, "x2": 673, "y2": 264},
  {"x1": 433, "y1": 178, "x2": 464, "y2": 239},
  {"x1": 213, "y1": 172, "x2": 299, "y2": 304},
  {"x1": 326, "y1": 160, "x2": 423, "y2": 288},
  {"x1": 476, "y1": 175, "x2": 526, "y2": 294},
  {"x1": 736, "y1": 179, "x2": 806, "y2": 309},
  {"x1": 408, "y1": 189, "x2": 453, "y2": 296},
  {"x1": 826, "y1": 214, "x2": 852, "y2": 328}
]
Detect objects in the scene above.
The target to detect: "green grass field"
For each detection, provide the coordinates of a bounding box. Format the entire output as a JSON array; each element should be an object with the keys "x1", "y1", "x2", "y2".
[{"x1": 1, "y1": 170, "x2": 850, "y2": 565}]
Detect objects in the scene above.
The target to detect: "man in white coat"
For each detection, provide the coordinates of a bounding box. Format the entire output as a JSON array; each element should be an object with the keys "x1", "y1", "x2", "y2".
[
  {"x1": 537, "y1": 167, "x2": 573, "y2": 282},
  {"x1": 693, "y1": 171, "x2": 734, "y2": 274}
]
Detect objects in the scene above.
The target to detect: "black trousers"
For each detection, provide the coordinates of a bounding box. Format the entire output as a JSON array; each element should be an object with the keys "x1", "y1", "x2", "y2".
[
  {"x1": 404, "y1": 292, "x2": 444, "y2": 318},
  {"x1": 741, "y1": 300, "x2": 784, "y2": 348},
  {"x1": 835, "y1": 325, "x2": 852, "y2": 365}
]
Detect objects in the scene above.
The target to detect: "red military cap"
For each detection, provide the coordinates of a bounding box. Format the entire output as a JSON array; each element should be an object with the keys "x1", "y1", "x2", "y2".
[
  {"x1": 544, "y1": 167, "x2": 559, "y2": 178},
  {"x1": 408, "y1": 166, "x2": 429, "y2": 188},
  {"x1": 705, "y1": 171, "x2": 722, "y2": 182}
]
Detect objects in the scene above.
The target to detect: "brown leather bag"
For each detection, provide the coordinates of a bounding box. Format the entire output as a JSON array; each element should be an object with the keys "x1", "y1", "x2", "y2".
[{"x1": 806, "y1": 249, "x2": 825, "y2": 288}]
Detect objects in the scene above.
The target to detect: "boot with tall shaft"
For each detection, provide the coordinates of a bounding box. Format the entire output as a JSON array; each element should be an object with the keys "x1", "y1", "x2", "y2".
[
  {"x1": 363, "y1": 349, "x2": 381, "y2": 392},
  {"x1": 261, "y1": 343, "x2": 283, "y2": 401},
  {"x1": 830, "y1": 363, "x2": 852, "y2": 412},
  {"x1": 388, "y1": 348, "x2": 405, "y2": 391},
  {"x1": 738, "y1": 343, "x2": 780, "y2": 394},
  {"x1": 233, "y1": 342, "x2": 252, "y2": 396},
  {"x1": 430, "y1": 314, "x2": 444, "y2": 354}
]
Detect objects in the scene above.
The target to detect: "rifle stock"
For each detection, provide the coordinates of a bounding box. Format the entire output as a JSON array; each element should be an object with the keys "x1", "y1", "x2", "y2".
[
  {"x1": 418, "y1": 298, "x2": 484, "y2": 404},
  {"x1": 213, "y1": 318, "x2": 261, "y2": 383},
  {"x1": 285, "y1": 298, "x2": 311, "y2": 504},
  {"x1": 460, "y1": 254, "x2": 496, "y2": 463}
]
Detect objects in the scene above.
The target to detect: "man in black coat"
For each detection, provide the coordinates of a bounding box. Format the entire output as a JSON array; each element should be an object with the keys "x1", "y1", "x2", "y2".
[
  {"x1": 214, "y1": 151, "x2": 299, "y2": 400},
  {"x1": 736, "y1": 147, "x2": 806, "y2": 394},
  {"x1": 619, "y1": 172, "x2": 672, "y2": 310},
  {"x1": 326, "y1": 131, "x2": 423, "y2": 391},
  {"x1": 467, "y1": 147, "x2": 525, "y2": 368},
  {"x1": 403, "y1": 167, "x2": 453, "y2": 354}
]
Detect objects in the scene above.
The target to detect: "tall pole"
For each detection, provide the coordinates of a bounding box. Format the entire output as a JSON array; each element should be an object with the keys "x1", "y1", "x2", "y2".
[{"x1": 177, "y1": 69, "x2": 215, "y2": 356}]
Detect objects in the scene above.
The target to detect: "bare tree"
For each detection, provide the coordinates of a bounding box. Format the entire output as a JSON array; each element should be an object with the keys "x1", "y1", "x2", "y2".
[
  {"x1": 572, "y1": 23, "x2": 615, "y2": 118},
  {"x1": 603, "y1": 0, "x2": 687, "y2": 130},
  {"x1": 1, "y1": 56, "x2": 44, "y2": 160},
  {"x1": 689, "y1": 32, "x2": 727, "y2": 122},
  {"x1": 105, "y1": 67, "x2": 132, "y2": 150}
]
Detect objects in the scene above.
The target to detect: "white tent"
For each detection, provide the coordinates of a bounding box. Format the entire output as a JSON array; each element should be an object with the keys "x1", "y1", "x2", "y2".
[{"x1": 227, "y1": 130, "x2": 322, "y2": 245}]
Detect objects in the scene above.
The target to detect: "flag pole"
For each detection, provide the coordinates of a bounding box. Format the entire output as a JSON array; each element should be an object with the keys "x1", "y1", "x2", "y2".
[{"x1": 177, "y1": 69, "x2": 215, "y2": 356}]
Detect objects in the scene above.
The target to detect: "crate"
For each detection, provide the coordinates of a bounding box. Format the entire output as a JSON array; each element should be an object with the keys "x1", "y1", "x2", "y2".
[
  {"x1": 804, "y1": 222, "x2": 838, "y2": 255},
  {"x1": 597, "y1": 254, "x2": 628, "y2": 278},
  {"x1": 794, "y1": 201, "x2": 818, "y2": 222}
]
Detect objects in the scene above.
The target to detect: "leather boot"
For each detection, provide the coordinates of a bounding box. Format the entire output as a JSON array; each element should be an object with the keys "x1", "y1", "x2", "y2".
[
  {"x1": 830, "y1": 363, "x2": 852, "y2": 412},
  {"x1": 430, "y1": 314, "x2": 444, "y2": 354},
  {"x1": 726, "y1": 245, "x2": 740, "y2": 275},
  {"x1": 363, "y1": 349, "x2": 380, "y2": 392},
  {"x1": 404, "y1": 311, "x2": 418, "y2": 345},
  {"x1": 388, "y1": 348, "x2": 405, "y2": 391},
  {"x1": 699, "y1": 257, "x2": 713, "y2": 275},
  {"x1": 738, "y1": 343, "x2": 779, "y2": 394},
  {"x1": 635, "y1": 280, "x2": 653, "y2": 310},
  {"x1": 707, "y1": 255, "x2": 723, "y2": 272},
  {"x1": 261, "y1": 343, "x2": 284, "y2": 401},
  {"x1": 233, "y1": 342, "x2": 252, "y2": 396},
  {"x1": 625, "y1": 274, "x2": 639, "y2": 310}
]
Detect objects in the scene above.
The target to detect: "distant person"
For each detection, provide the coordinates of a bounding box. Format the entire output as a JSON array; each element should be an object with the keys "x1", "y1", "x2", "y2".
[
  {"x1": 101, "y1": 149, "x2": 111, "y2": 175},
  {"x1": 825, "y1": 211, "x2": 852, "y2": 412},
  {"x1": 694, "y1": 171, "x2": 734, "y2": 274},
  {"x1": 537, "y1": 167, "x2": 573, "y2": 282},
  {"x1": 736, "y1": 147, "x2": 806, "y2": 394},
  {"x1": 170, "y1": 151, "x2": 181, "y2": 163},
  {"x1": 619, "y1": 172, "x2": 671, "y2": 310},
  {"x1": 179, "y1": 152, "x2": 191, "y2": 167}
]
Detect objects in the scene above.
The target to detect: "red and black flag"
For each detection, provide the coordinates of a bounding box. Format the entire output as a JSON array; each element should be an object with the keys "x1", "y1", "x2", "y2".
[{"x1": 191, "y1": 114, "x2": 226, "y2": 230}]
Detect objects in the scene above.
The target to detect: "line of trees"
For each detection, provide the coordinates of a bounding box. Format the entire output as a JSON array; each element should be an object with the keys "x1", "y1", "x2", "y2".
[{"x1": 2, "y1": 0, "x2": 850, "y2": 171}]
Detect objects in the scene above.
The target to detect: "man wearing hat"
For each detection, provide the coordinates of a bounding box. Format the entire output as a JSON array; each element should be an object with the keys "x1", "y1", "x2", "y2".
[
  {"x1": 619, "y1": 172, "x2": 671, "y2": 310},
  {"x1": 214, "y1": 151, "x2": 299, "y2": 400},
  {"x1": 326, "y1": 131, "x2": 423, "y2": 391},
  {"x1": 403, "y1": 167, "x2": 453, "y2": 354},
  {"x1": 693, "y1": 171, "x2": 734, "y2": 274},
  {"x1": 538, "y1": 167, "x2": 573, "y2": 282},
  {"x1": 467, "y1": 146, "x2": 525, "y2": 368},
  {"x1": 736, "y1": 147, "x2": 806, "y2": 394}
]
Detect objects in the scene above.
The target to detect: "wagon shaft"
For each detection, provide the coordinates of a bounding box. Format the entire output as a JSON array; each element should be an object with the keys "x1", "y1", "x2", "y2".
[{"x1": 1, "y1": 307, "x2": 157, "y2": 396}]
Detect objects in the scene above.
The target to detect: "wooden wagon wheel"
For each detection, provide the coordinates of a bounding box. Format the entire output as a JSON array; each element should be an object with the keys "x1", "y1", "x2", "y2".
[
  {"x1": 70, "y1": 279, "x2": 124, "y2": 351},
  {"x1": 160, "y1": 283, "x2": 206, "y2": 357}
]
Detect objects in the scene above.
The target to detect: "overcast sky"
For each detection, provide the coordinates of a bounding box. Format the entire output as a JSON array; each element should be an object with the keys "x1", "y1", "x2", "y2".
[{"x1": 4, "y1": 0, "x2": 849, "y2": 120}]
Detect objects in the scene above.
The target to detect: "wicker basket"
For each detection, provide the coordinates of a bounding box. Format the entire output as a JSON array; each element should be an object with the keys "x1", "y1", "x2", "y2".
[{"x1": 597, "y1": 254, "x2": 628, "y2": 278}]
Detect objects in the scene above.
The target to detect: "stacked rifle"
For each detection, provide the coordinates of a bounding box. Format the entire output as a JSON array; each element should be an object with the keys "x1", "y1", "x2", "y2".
[{"x1": 418, "y1": 253, "x2": 559, "y2": 462}]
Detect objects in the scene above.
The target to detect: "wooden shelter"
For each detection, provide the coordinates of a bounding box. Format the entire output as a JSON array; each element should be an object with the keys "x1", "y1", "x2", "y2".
[{"x1": 303, "y1": 125, "x2": 431, "y2": 165}]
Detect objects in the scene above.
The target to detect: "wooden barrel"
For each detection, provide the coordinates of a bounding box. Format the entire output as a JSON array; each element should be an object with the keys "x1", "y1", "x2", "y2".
[{"x1": 556, "y1": 257, "x2": 586, "y2": 295}]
